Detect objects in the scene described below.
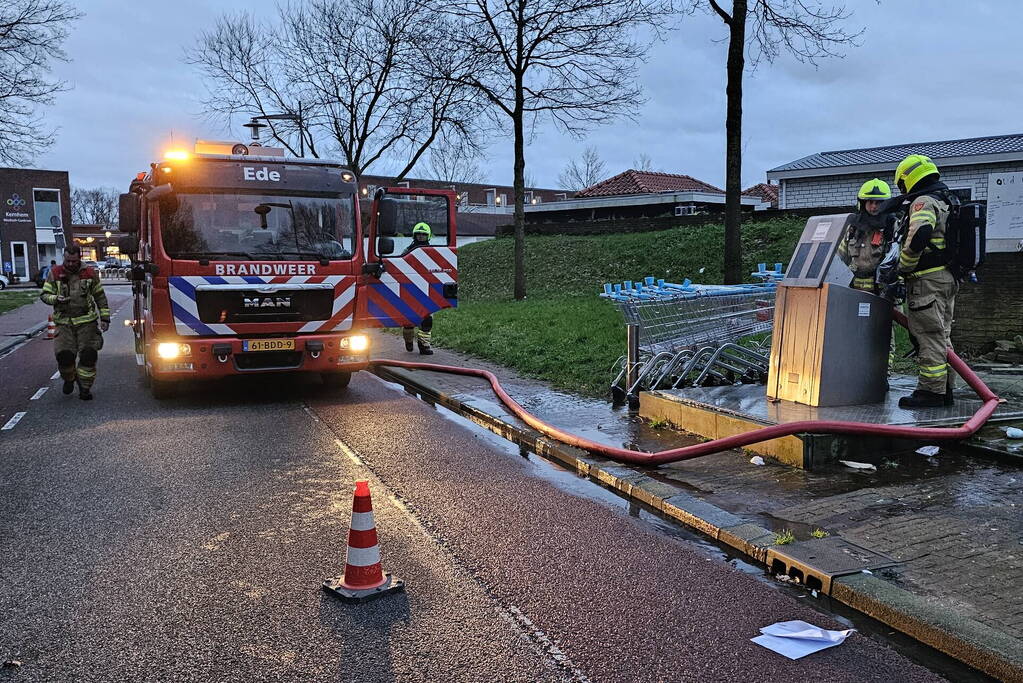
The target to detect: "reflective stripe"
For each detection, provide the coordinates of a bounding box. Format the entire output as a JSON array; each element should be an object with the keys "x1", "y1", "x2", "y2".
[
  {"x1": 350, "y1": 511, "x2": 375, "y2": 532},
  {"x1": 910, "y1": 210, "x2": 937, "y2": 221},
  {"x1": 77, "y1": 367, "x2": 97, "y2": 378},
  {"x1": 920, "y1": 369, "x2": 947, "y2": 378},
  {"x1": 345, "y1": 544, "x2": 381, "y2": 568},
  {"x1": 905, "y1": 266, "x2": 947, "y2": 278}
]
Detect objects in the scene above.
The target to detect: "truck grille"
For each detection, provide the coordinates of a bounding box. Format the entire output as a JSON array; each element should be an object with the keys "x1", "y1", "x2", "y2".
[
  {"x1": 234, "y1": 351, "x2": 304, "y2": 371},
  {"x1": 196, "y1": 288, "x2": 333, "y2": 324}
]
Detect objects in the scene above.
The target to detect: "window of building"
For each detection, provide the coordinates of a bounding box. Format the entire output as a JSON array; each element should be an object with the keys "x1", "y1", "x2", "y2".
[
  {"x1": 485, "y1": 189, "x2": 496, "y2": 206},
  {"x1": 33, "y1": 189, "x2": 62, "y2": 229},
  {"x1": 949, "y1": 187, "x2": 972, "y2": 201}
]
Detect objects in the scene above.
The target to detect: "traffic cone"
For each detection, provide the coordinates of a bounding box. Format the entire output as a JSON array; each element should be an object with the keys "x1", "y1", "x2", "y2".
[
  {"x1": 46, "y1": 315, "x2": 56, "y2": 340},
  {"x1": 323, "y1": 480, "x2": 404, "y2": 602}
]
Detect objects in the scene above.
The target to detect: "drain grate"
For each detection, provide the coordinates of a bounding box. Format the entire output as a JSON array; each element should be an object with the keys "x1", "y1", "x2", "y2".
[{"x1": 767, "y1": 537, "x2": 899, "y2": 594}]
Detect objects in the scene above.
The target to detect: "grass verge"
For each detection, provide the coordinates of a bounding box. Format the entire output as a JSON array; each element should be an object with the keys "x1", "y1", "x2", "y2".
[
  {"x1": 0, "y1": 290, "x2": 40, "y2": 315},
  {"x1": 432, "y1": 218, "x2": 807, "y2": 397}
]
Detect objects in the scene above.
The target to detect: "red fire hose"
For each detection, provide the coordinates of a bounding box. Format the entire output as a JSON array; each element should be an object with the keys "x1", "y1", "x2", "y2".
[{"x1": 370, "y1": 312, "x2": 1000, "y2": 465}]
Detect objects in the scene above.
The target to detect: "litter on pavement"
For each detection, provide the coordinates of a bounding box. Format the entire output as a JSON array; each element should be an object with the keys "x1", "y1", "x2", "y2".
[
  {"x1": 916, "y1": 445, "x2": 940, "y2": 456},
  {"x1": 1006, "y1": 427, "x2": 1023, "y2": 439},
  {"x1": 839, "y1": 460, "x2": 876, "y2": 471},
  {"x1": 749, "y1": 456, "x2": 766, "y2": 465},
  {"x1": 751, "y1": 620, "x2": 855, "y2": 659}
]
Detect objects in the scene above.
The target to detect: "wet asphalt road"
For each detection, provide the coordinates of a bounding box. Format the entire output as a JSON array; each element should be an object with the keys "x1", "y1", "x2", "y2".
[{"x1": 0, "y1": 299, "x2": 943, "y2": 681}]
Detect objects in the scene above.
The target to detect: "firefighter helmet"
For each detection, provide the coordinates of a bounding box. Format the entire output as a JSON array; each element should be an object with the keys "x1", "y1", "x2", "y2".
[
  {"x1": 895, "y1": 154, "x2": 939, "y2": 193},
  {"x1": 857, "y1": 178, "x2": 891, "y2": 202},
  {"x1": 412, "y1": 222, "x2": 432, "y2": 239}
]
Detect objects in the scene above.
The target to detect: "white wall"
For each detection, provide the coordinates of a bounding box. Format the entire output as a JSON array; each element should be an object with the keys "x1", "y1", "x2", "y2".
[{"x1": 778, "y1": 161, "x2": 1023, "y2": 208}]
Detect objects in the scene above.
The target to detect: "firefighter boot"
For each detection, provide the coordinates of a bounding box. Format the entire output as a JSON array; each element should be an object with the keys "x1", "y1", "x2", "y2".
[
  {"x1": 402, "y1": 327, "x2": 415, "y2": 352},
  {"x1": 898, "y1": 390, "x2": 945, "y2": 409},
  {"x1": 56, "y1": 350, "x2": 77, "y2": 394},
  {"x1": 77, "y1": 348, "x2": 97, "y2": 401},
  {"x1": 417, "y1": 329, "x2": 433, "y2": 356}
]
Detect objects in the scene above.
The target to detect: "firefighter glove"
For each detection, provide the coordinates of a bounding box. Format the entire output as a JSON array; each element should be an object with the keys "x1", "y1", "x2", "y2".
[{"x1": 99, "y1": 320, "x2": 110, "y2": 332}]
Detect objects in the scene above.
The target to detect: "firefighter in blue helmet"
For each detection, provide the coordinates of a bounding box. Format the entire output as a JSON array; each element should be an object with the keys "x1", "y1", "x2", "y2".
[{"x1": 402, "y1": 222, "x2": 434, "y2": 355}]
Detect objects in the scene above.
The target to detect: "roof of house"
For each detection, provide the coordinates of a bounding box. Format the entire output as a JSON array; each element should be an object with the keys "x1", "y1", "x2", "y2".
[
  {"x1": 770, "y1": 132, "x2": 1023, "y2": 173},
  {"x1": 575, "y1": 169, "x2": 724, "y2": 197},
  {"x1": 743, "y1": 182, "x2": 778, "y2": 205}
]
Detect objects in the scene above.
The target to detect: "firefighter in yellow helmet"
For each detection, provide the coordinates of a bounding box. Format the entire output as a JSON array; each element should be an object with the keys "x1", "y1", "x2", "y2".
[
  {"x1": 837, "y1": 178, "x2": 896, "y2": 293},
  {"x1": 401, "y1": 222, "x2": 434, "y2": 355},
  {"x1": 892, "y1": 154, "x2": 957, "y2": 408}
]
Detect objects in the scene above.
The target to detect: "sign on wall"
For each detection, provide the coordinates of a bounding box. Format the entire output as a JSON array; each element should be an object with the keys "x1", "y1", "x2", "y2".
[
  {"x1": 4, "y1": 193, "x2": 32, "y2": 224},
  {"x1": 986, "y1": 172, "x2": 1023, "y2": 252}
]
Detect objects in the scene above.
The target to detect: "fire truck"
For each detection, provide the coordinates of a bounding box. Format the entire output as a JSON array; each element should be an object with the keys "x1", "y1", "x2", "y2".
[{"x1": 120, "y1": 141, "x2": 458, "y2": 398}]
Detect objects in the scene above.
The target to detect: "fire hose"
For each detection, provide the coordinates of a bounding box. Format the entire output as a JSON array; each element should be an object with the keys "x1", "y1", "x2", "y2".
[{"x1": 369, "y1": 312, "x2": 1000, "y2": 466}]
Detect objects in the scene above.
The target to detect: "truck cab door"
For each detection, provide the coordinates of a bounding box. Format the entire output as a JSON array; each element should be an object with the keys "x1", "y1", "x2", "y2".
[{"x1": 363, "y1": 188, "x2": 458, "y2": 328}]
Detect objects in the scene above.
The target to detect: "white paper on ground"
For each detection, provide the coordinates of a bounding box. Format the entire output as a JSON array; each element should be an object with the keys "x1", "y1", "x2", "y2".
[
  {"x1": 1006, "y1": 427, "x2": 1023, "y2": 439},
  {"x1": 750, "y1": 456, "x2": 766, "y2": 466},
  {"x1": 839, "y1": 460, "x2": 876, "y2": 471},
  {"x1": 751, "y1": 620, "x2": 855, "y2": 659},
  {"x1": 916, "y1": 445, "x2": 940, "y2": 456}
]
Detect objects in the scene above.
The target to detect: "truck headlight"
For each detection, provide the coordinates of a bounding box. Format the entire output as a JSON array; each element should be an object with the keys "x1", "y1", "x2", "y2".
[
  {"x1": 349, "y1": 335, "x2": 369, "y2": 352},
  {"x1": 157, "y1": 342, "x2": 191, "y2": 359}
]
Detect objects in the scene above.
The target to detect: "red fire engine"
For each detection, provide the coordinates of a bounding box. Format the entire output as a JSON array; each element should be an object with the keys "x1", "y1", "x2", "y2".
[{"x1": 120, "y1": 141, "x2": 457, "y2": 398}]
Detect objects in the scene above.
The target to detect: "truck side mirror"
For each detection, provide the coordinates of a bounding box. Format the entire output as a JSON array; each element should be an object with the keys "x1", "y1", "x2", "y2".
[
  {"x1": 376, "y1": 196, "x2": 400, "y2": 237},
  {"x1": 119, "y1": 194, "x2": 140, "y2": 234},
  {"x1": 377, "y1": 237, "x2": 394, "y2": 255}
]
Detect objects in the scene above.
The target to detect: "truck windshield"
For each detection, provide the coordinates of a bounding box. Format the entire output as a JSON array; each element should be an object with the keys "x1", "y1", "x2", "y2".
[{"x1": 158, "y1": 193, "x2": 355, "y2": 261}]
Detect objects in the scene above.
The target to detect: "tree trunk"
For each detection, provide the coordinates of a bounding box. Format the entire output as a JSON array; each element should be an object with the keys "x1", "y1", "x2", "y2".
[
  {"x1": 723, "y1": 0, "x2": 746, "y2": 284},
  {"x1": 512, "y1": 96, "x2": 526, "y2": 300}
]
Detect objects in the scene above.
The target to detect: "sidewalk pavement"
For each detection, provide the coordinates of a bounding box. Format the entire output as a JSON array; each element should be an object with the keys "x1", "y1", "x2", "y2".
[
  {"x1": 0, "y1": 298, "x2": 50, "y2": 355},
  {"x1": 369, "y1": 330, "x2": 1023, "y2": 678}
]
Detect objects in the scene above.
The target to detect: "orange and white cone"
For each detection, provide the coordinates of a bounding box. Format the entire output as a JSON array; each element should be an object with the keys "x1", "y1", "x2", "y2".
[
  {"x1": 46, "y1": 314, "x2": 56, "y2": 340},
  {"x1": 323, "y1": 480, "x2": 404, "y2": 602}
]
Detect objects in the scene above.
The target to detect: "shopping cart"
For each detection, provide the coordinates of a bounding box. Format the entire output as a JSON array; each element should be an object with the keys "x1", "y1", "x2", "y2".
[{"x1": 601, "y1": 266, "x2": 782, "y2": 404}]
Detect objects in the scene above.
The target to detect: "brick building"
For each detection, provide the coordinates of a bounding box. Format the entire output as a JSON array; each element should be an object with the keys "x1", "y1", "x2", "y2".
[
  {"x1": 767, "y1": 133, "x2": 1023, "y2": 208},
  {"x1": 0, "y1": 167, "x2": 72, "y2": 281}
]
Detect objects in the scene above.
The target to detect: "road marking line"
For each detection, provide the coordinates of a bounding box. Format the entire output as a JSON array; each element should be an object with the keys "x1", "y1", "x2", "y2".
[
  {"x1": 301, "y1": 405, "x2": 321, "y2": 422},
  {"x1": 51, "y1": 371, "x2": 60, "y2": 380},
  {"x1": 2, "y1": 412, "x2": 26, "y2": 431},
  {"x1": 334, "y1": 438, "x2": 364, "y2": 466},
  {"x1": 30, "y1": 387, "x2": 48, "y2": 400}
]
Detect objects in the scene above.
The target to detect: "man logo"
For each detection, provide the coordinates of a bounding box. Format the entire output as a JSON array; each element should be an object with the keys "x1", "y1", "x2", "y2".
[
  {"x1": 6, "y1": 194, "x2": 26, "y2": 207},
  {"x1": 243, "y1": 296, "x2": 292, "y2": 309}
]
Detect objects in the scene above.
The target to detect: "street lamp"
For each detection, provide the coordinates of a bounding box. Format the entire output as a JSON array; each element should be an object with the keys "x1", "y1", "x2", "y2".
[{"x1": 245, "y1": 106, "x2": 307, "y2": 157}]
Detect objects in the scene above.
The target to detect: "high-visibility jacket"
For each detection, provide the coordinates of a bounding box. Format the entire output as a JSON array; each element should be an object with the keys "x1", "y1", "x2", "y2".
[
  {"x1": 40, "y1": 266, "x2": 111, "y2": 325},
  {"x1": 838, "y1": 212, "x2": 894, "y2": 291},
  {"x1": 899, "y1": 192, "x2": 951, "y2": 279}
]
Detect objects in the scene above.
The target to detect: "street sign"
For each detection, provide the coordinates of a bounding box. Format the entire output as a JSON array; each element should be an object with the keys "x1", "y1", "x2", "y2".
[{"x1": 986, "y1": 171, "x2": 1023, "y2": 253}]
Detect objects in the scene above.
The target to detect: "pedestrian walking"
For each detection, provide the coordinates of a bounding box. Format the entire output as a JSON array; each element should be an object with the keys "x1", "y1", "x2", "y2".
[
  {"x1": 40, "y1": 245, "x2": 110, "y2": 400},
  {"x1": 401, "y1": 222, "x2": 435, "y2": 355}
]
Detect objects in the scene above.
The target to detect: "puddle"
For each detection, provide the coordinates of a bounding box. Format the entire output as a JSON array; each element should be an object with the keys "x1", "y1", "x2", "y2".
[{"x1": 382, "y1": 378, "x2": 996, "y2": 682}]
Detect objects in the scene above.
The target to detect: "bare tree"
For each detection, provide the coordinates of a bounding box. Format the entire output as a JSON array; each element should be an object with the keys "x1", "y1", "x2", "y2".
[
  {"x1": 426, "y1": 134, "x2": 486, "y2": 185},
  {"x1": 697, "y1": 0, "x2": 860, "y2": 282},
  {"x1": 633, "y1": 153, "x2": 655, "y2": 171},
  {"x1": 0, "y1": 0, "x2": 81, "y2": 165},
  {"x1": 188, "y1": 0, "x2": 482, "y2": 179},
  {"x1": 71, "y1": 187, "x2": 119, "y2": 228},
  {"x1": 558, "y1": 146, "x2": 608, "y2": 191},
  {"x1": 421, "y1": 0, "x2": 675, "y2": 299}
]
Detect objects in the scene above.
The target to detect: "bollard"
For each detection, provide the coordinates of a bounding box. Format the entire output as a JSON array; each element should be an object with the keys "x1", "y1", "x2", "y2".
[{"x1": 626, "y1": 324, "x2": 640, "y2": 410}]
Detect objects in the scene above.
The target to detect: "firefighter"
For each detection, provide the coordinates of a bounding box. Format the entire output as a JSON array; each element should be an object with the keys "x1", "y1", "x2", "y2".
[
  {"x1": 892, "y1": 154, "x2": 957, "y2": 408},
  {"x1": 402, "y1": 222, "x2": 434, "y2": 355},
  {"x1": 838, "y1": 178, "x2": 896, "y2": 293},
  {"x1": 40, "y1": 245, "x2": 110, "y2": 400}
]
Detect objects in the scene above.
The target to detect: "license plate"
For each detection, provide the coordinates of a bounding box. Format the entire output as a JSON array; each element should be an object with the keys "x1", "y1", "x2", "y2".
[{"x1": 242, "y1": 338, "x2": 295, "y2": 352}]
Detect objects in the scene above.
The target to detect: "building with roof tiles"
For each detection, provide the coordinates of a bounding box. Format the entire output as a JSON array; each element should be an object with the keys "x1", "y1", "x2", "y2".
[
  {"x1": 524, "y1": 169, "x2": 767, "y2": 223},
  {"x1": 767, "y1": 133, "x2": 1023, "y2": 209}
]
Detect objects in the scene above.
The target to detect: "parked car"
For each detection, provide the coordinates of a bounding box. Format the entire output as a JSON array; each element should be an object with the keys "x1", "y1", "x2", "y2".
[
  {"x1": 84, "y1": 260, "x2": 100, "y2": 271},
  {"x1": 0, "y1": 274, "x2": 8, "y2": 290}
]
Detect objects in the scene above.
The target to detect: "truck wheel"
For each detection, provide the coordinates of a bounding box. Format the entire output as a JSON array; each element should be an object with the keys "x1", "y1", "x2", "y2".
[{"x1": 321, "y1": 371, "x2": 352, "y2": 391}]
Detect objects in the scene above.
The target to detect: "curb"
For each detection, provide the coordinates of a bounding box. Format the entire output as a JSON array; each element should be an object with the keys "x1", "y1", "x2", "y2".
[
  {"x1": 373, "y1": 363, "x2": 1023, "y2": 682},
  {"x1": 0, "y1": 320, "x2": 48, "y2": 356}
]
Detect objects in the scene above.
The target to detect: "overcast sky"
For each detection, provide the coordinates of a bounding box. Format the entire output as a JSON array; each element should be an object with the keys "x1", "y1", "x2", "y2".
[{"x1": 30, "y1": 1, "x2": 1023, "y2": 191}]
